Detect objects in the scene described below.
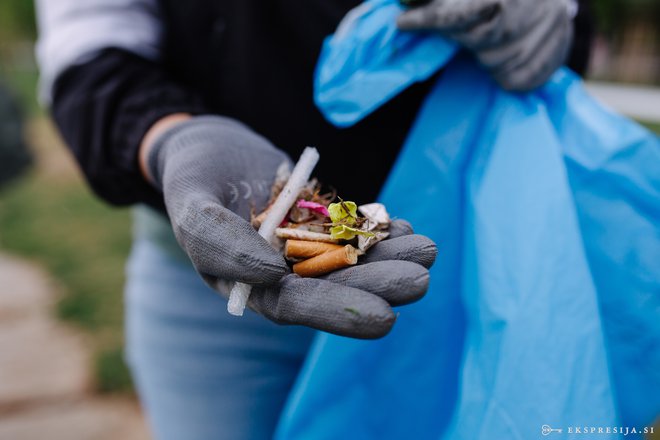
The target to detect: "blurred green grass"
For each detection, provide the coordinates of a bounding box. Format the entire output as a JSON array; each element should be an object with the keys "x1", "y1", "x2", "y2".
[
  {"x1": 0, "y1": 1, "x2": 35, "y2": 41},
  {"x1": 0, "y1": 120, "x2": 134, "y2": 393},
  {"x1": 0, "y1": 0, "x2": 134, "y2": 395},
  {"x1": 2, "y1": 68, "x2": 40, "y2": 116},
  {"x1": 0, "y1": 0, "x2": 39, "y2": 114}
]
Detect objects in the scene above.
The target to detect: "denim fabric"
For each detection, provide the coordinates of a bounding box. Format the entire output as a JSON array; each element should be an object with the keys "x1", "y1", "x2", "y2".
[{"x1": 125, "y1": 207, "x2": 315, "y2": 440}]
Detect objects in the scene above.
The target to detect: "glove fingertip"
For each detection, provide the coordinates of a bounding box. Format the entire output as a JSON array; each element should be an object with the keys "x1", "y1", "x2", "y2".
[
  {"x1": 418, "y1": 236, "x2": 439, "y2": 268},
  {"x1": 335, "y1": 295, "x2": 396, "y2": 340},
  {"x1": 213, "y1": 210, "x2": 289, "y2": 284},
  {"x1": 362, "y1": 234, "x2": 438, "y2": 269},
  {"x1": 396, "y1": 10, "x2": 431, "y2": 30},
  {"x1": 354, "y1": 309, "x2": 396, "y2": 339},
  {"x1": 389, "y1": 219, "x2": 414, "y2": 238},
  {"x1": 321, "y1": 260, "x2": 430, "y2": 306},
  {"x1": 254, "y1": 257, "x2": 290, "y2": 284},
  {"x1": 277, "y1": 277, "x2": 397, "y2": 339}
]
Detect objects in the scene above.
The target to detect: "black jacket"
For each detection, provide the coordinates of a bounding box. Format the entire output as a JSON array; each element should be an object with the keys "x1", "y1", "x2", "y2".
[
  {"x1": 51, "y1": 0, "x2": 434, "y2": 210},
  {"x1": 50, "y1": 0, "x2": 592, "y2": 210}
]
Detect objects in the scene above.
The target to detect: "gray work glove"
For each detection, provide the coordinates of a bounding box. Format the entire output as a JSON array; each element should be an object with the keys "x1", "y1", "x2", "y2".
[
  {"x1": 148, "y1": 115, "x2": 437, "y2": 339},
  {"x1": 397, "y1": 0, "x2": 576, "y2": 91}
]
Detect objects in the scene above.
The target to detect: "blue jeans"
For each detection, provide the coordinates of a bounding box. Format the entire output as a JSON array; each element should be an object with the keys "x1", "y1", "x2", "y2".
[{"x1": 124, "y1": 208, "x2": 315, "y2": 440}]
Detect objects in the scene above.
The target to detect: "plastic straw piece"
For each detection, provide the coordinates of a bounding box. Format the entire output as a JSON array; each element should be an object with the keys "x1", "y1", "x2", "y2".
[{"x1": 227, "y1": 147, "x2": 320, "y2": 316}]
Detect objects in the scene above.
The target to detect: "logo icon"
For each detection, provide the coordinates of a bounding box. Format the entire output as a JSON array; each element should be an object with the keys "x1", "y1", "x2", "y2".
[{"x1": 542, "y1": 425, "x2": 563, "y2": 436}]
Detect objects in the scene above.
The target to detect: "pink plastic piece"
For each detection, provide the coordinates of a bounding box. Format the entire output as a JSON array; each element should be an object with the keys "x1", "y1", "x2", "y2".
[{"x1": 296, "y1": 199, "x2": 330, "y2": 217}]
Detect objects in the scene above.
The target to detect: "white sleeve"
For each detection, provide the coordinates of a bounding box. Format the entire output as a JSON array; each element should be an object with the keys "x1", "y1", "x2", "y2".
[{"x1": 35, "y1": 0, "x2": 163, "y2": 103}]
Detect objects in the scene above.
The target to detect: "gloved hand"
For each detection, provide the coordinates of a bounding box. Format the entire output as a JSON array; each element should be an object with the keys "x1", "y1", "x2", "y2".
[
  {"x1": 148, "y1": 115, "x2": 437, "y2": 339},
  {"x1": 397, "y1": 0, "x2": 576, "y2": 91}
]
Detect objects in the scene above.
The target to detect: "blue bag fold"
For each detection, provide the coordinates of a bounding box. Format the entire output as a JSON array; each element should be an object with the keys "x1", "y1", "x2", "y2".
[{"x1": 276, "y1": 1, "x2": 660, "y2": 438}]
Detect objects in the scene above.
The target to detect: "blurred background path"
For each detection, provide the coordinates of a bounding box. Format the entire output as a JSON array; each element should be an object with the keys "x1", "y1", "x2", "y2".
[
  {"x1": 0, "y1": 253, "x2": 149, "y2": 440},
  {"x1": 587, "y1": 82, "x2": 660, "y2": 123}
]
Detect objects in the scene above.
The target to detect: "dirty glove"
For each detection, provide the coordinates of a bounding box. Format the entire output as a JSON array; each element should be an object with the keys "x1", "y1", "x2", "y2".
[
  {"x1": 397, "y1": 0, "x2": 576, "y2": 91},
  {"x1": 148, "y1": 115, "x2": 437, "y2": 339}
]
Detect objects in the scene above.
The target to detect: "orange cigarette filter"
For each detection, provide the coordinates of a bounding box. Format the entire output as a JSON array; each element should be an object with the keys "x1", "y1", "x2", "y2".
[
  {"x1": 293, "y1": 245, "x2": 359, "y2": 278},
  {"x1": 285, "y1": 240, "x2": 344, "y2": 259}
]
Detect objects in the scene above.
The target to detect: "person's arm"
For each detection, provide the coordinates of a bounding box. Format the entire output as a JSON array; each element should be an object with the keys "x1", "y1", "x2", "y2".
[
  {"x1": 50, "y1": 49, "x2": 207, "y2": 209},
  {"x1": 36, "y1": 0, "x2": 438, "y2": 339},
  {"x1": 36, "y1": 0, "x2": 206, "y2": 209},
  {"x1": 138, "y1": 113, "x2": 191, "y2": 183},
  {"x1": 140, "y1": 114, "x2": 437, "y2": 338}
]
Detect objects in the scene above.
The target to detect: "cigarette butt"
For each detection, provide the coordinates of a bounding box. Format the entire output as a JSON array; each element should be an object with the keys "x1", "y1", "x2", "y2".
[
  {"x1": 275, "y1": 228, "x2": 338, "y2": 243},
  {"x1": 285, "y1": 240, "x2": 344, "y2": 259},
  {"x1": 229, "y1": 147, "x2": 320, "y2": 316},
  {"x1": 293, "y1": 245, "x2": 359, "y2": 277}
]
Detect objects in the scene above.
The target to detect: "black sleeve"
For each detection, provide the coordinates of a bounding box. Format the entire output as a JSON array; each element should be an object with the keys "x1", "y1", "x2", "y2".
[
  {"x1": 51, "y1": 48, "x2": 208, "y2": 210},
  {"x1": 567, "y1": 0, "x2": 594, "y2": 77}
]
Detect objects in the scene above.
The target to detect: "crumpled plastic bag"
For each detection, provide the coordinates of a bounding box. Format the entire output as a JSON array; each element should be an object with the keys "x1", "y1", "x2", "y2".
[{"x1": 276, "y1": 1, "x2": 660, "y2": 439}]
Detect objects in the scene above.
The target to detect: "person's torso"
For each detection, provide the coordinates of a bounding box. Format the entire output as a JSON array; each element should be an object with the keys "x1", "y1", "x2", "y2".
[{"x1": 159, "y1": 0, "x2": 434, "y2": 203}]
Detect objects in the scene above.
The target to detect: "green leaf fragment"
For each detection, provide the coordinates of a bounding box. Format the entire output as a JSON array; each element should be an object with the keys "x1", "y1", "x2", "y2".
[
  {"x1": 328, "y1": 201, "x2": 358, "y2": 225},
  {"x1": 328, "y1": 200, "x2": 374, "y2": 240},
  {"x1": 330, "y1": 224, "x2": 375, "y2": 240}
]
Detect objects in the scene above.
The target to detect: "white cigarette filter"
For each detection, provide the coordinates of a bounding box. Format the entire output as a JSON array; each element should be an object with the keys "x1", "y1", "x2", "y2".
[
  {"x1": 227, "y1": 147, "x2": 320, "y2": 316},
  {"x1": 275, "y1": 228, "x2": 338, "y2": 243}
]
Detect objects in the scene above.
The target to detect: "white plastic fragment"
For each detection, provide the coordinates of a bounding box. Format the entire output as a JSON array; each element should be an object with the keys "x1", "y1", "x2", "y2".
[
  {"x1": 227, "y1": 147, "x2": 320, "y2": 316},
  {"x1": 358, "y1": 231, "x2": 389, "y2": 252},
  {"x1": 358, "y1": 203, "x2": 391, "y2": 231},
  {"x1": 226, "y1": 283, "x2": 253, "y2": 317},
  {"x1": 356, "y1": 203, "x2": 391, "y2": 252}
]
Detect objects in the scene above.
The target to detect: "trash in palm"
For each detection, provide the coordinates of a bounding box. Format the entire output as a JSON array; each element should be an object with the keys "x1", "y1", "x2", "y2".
[{"x1": 228, "y1": 147, "x2": 392, "y2": 315}]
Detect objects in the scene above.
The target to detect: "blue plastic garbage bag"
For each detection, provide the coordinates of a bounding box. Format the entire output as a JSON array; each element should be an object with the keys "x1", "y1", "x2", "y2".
[{"x1": 276, "y1": 1, "x2": 660, "y2": 439}]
